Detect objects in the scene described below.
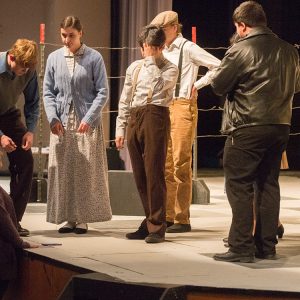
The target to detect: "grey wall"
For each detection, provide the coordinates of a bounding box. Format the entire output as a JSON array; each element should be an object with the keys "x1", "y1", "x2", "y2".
[{"x1": 0, "y1": 0, "x2": 111, "y2": 173}]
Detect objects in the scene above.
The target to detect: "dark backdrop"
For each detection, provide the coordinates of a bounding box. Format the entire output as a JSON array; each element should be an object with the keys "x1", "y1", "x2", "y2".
[
  {"x1": 110, "y1": 0, "x2": 300, "y2": 169},
  {"x1": 172, "y1": 0, "x2": 300, "y2": 169}
]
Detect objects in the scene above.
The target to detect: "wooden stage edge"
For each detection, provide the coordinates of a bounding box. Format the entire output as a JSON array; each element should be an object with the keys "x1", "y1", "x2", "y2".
[{"x1": 4, "y1": 250, "x2": 300, "y2": 300}]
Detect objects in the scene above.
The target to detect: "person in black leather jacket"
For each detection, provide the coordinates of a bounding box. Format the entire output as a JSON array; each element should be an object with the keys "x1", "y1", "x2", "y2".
[{"x1": 211, "y1": 0, "x2": 300, "y2": 263}]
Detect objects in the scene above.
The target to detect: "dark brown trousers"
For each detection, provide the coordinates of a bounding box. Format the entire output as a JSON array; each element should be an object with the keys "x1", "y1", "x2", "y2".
[
  {"x1": 127, "y1": 104, "x2": 170, "y2": 237},
  {"x1": 0, "y1": 108, "x2": 33, "y2": 222}
]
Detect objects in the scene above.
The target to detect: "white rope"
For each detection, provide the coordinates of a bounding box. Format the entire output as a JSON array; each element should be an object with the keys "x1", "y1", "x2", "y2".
[
  {"x1": 103, "y1": 106, "x2": 300, "y2": 114},
  {"x1": 36, "y1": 42, "x2": 300, "y2": 143}
]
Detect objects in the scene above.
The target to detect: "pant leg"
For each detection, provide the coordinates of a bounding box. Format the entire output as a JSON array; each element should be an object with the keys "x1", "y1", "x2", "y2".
[
  {"x1": 165, "y1": 135, "x2": 176, "y2": 223},
  {"x1": 166, "y1": 99, "x2": 198, "y2": 224},
  {"x1": 127, "y1": 108, "x2": 150, "y2": 224},
  {"x1": 224, "y1": 128, "x2": 263, "y2": 255},
  {"x1": 225, "y1": 125, "x2": 289, "y2": 255},
  {"x1": 0, "y1": 109, "x2": 33, "y2": 222},
  {"x1": 254, "y1": 126, "x2": 290, "y2": 254},
  {"x1": 0, "y1": 280, "x2": 10, "y2": 299},
  {"x1": 143, "y1": 105, "x2": 170, "y2": 236}
]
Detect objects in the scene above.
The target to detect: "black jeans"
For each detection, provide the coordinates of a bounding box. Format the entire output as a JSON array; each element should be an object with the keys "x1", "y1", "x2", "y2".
[
  {"x1": 127, "y1": 105, "x2": 170, "y2": 237},
  {"x1": 224, "y1": 125, "x2": 290, "y2": 255},
  {"x1": 0, "y1": 108, "x2": 34, "y2": 222},
  {"x1": 0, "y1": 280, "x2": 9, "y2": 299}
]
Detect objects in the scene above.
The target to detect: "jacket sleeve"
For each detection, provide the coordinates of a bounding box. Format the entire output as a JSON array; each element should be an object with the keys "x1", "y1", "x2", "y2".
[
  {"x1": 23, "y1": 71, "x2": 40, "y2": 132},
  {"x1": 189, "y1": 43, "x2": 221, "y2": 90},
  {"x1": 43, "y1": 54, "x2": 60, "y2": 126},
  {"x1": 210, "y1": 47, "x2": 243, "y2": 96},
  {"x1": 144, "y1": 56, "x2": 178, "y2": 98},
  {"x1": 82, "y1": 54, "x2": 109, "y2": 125},
  {"x1": 115, "y1": 62, "x2": 135, "y2": 138}
]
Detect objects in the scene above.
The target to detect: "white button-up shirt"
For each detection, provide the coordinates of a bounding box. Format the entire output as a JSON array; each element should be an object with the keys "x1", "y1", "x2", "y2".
[
  {"x1": 163, "y1": 34, "x2": 221, "y2": 99},
  {"x1": 115, "y1": 56, "x2": 178, "y2": 137}
]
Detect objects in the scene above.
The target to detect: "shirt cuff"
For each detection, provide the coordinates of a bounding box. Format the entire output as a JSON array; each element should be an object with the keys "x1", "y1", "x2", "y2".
[{"x1": 115, "y1": 128, "x2": 125, "y2": 138}]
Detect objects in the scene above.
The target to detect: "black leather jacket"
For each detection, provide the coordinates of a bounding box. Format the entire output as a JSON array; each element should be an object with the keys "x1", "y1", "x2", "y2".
[{"x1": 211, "y1": 27, "x2": 300, "y2": 134}]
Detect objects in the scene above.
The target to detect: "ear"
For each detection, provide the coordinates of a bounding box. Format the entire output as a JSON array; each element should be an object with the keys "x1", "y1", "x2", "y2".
[
  {"x1": 240, "y1": 22, "x2": 247, "y2": 32},
  {"x1": 9, "y1": 55, "x2": 15, "y2": 62}
]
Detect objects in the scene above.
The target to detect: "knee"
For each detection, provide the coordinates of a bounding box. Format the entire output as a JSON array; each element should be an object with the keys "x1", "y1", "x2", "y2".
[{"x1": 174, "y1": 162, "x2": 192, "y2": 183}]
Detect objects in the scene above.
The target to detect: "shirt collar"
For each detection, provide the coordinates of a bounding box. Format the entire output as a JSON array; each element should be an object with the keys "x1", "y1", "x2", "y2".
[
  {"x1": 237, "y1": 26, "x2": 276, "y2": 43},
  {"x1": 64, "y1": 43, "x2": 86, "y2": 57},
  {"x1": 0, "y1": 52, "x2": 15, "y2": 79},
  {"x1": 165, "y1": 34, "x2": 184, "y2": 51}
]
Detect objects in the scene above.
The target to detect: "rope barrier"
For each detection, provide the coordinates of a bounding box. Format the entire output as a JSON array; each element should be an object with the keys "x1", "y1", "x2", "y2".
[
  {"x1": 27, "y1": 22, "x2": 300, "y2": 181},
  {"x1": 103, "y1": 106, "x2": 300, "y2": 114},
  {"x1": 44, "y1": 42, "x2": 229, "y2": 51}
]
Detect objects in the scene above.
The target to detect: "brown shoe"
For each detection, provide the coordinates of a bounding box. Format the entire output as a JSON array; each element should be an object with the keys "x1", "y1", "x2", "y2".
[
  {"x1": 126, "y1": 227, "x2": 148, "y2": 240},
  {"x1": 166, "y1": 223, "x2": 191, "y2": 233},
  {"x1": 145, "y1": 233, "x2": 165, "y2": 243}
]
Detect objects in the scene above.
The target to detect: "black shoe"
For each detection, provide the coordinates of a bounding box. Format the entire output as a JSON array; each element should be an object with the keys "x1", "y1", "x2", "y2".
[
  {"x1": 145, "y1": 233, "x2": 165, "y2": 243},
  {"x1": 74, "y1": 227, "x2": 88, "y2": 234},
  {"x1": 58, "y1": 225, "x2": 75, "y2": 233},
  {"x1": 166, "y1": 221, "x2": 174, "y2": 228},
  {"x1": 213, "y1": 250, "x2": 254, "y2": 263},
  {"x1": 74, "y1": 223, "x2": 88, "y2": 234},
  {"x1": 126, "y1": 228, "x2": 148, "y2": 240},
  {"x1": 255, "y1": 251, "x2": 278, "y2": 260},
  {"x1": 166, "y1": 223, "x2": 191, "y2": 233},
  {"x1": 277, "y1": 224, "x2": 284, "y2": 239},
  {"x1": 17, "y1": 223, "x2": 30, "y2": 237}
]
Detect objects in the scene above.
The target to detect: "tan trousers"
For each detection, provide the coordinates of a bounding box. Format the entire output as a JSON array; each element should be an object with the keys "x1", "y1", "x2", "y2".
[{"x1": 165, "y1": 98, "x2": 198, "y2": 224}]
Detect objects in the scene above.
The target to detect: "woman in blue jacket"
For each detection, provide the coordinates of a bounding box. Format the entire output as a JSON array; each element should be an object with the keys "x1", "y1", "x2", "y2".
[{"x1": 43, "y1": 16, "x2": 112, "y2": 234}]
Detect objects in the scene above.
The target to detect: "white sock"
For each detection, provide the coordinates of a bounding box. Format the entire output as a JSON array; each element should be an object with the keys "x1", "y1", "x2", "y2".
[
  {"x1": 76, "y1": 223, "x2": 88, "y2": 229},
  {"x1": 63, "y1": 221, "x2": 76, "y2": 228}
]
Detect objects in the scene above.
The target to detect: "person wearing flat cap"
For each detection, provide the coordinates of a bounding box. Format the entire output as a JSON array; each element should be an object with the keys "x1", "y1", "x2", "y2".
[
  {"x1": 150, "y1": 11, "x2": 220, "y2": 233},
  {"x1": 115, "y1": 25, "x2": 178, "y2": 243}
]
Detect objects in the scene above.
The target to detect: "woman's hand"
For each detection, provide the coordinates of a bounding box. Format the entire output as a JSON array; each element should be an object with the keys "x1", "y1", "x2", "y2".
[
  {"x1": 51, "y1": 121, "x2": 64, "y2": 136},
  {"x1": 77, "y1": 121, "x2": 90, "y2": 134}
]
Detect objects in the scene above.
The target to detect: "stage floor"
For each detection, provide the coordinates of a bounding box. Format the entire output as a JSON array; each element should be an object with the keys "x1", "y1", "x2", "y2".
[{"x1": 2, "y1": 171, "x2": 300, "y2": 294}]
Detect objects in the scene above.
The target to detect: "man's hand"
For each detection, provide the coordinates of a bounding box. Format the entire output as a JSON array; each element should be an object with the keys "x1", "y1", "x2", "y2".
[
  {"x1": 22, "y1": 132, "x2": 34, "y2": 151},
  {"x1": 77, "y1": 121, "x2": 90, "y2": 134},
  {"x1": 190, "y1": 86, "x2": 198, "y2": 99},
  {"x1": 0, "y1": 135, "x2": 17, "y2": 153},
  {"x1": 115, "y1": 136, "x2": 125, "y2": 150},
  {"x1": 143, "y1": 43, "x2": 162, "y2": 58},
  {"x1": 51, "y1": 121, "x2": 64, "y2": 136},
  {"x1": 24, "y1": 241, "x2": 40, "y2": 248}
]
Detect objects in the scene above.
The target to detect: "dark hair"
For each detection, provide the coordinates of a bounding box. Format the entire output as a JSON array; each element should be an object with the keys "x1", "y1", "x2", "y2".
[
  {"x1": 233, "y1": 1, "x2": 267, "y2": 27},
  {"x1": 137, "y1": 25, "x2": 166, "y2": 48},
  {"x1": 60, "y1": 16, "x2": 83, "y2": 31}
]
